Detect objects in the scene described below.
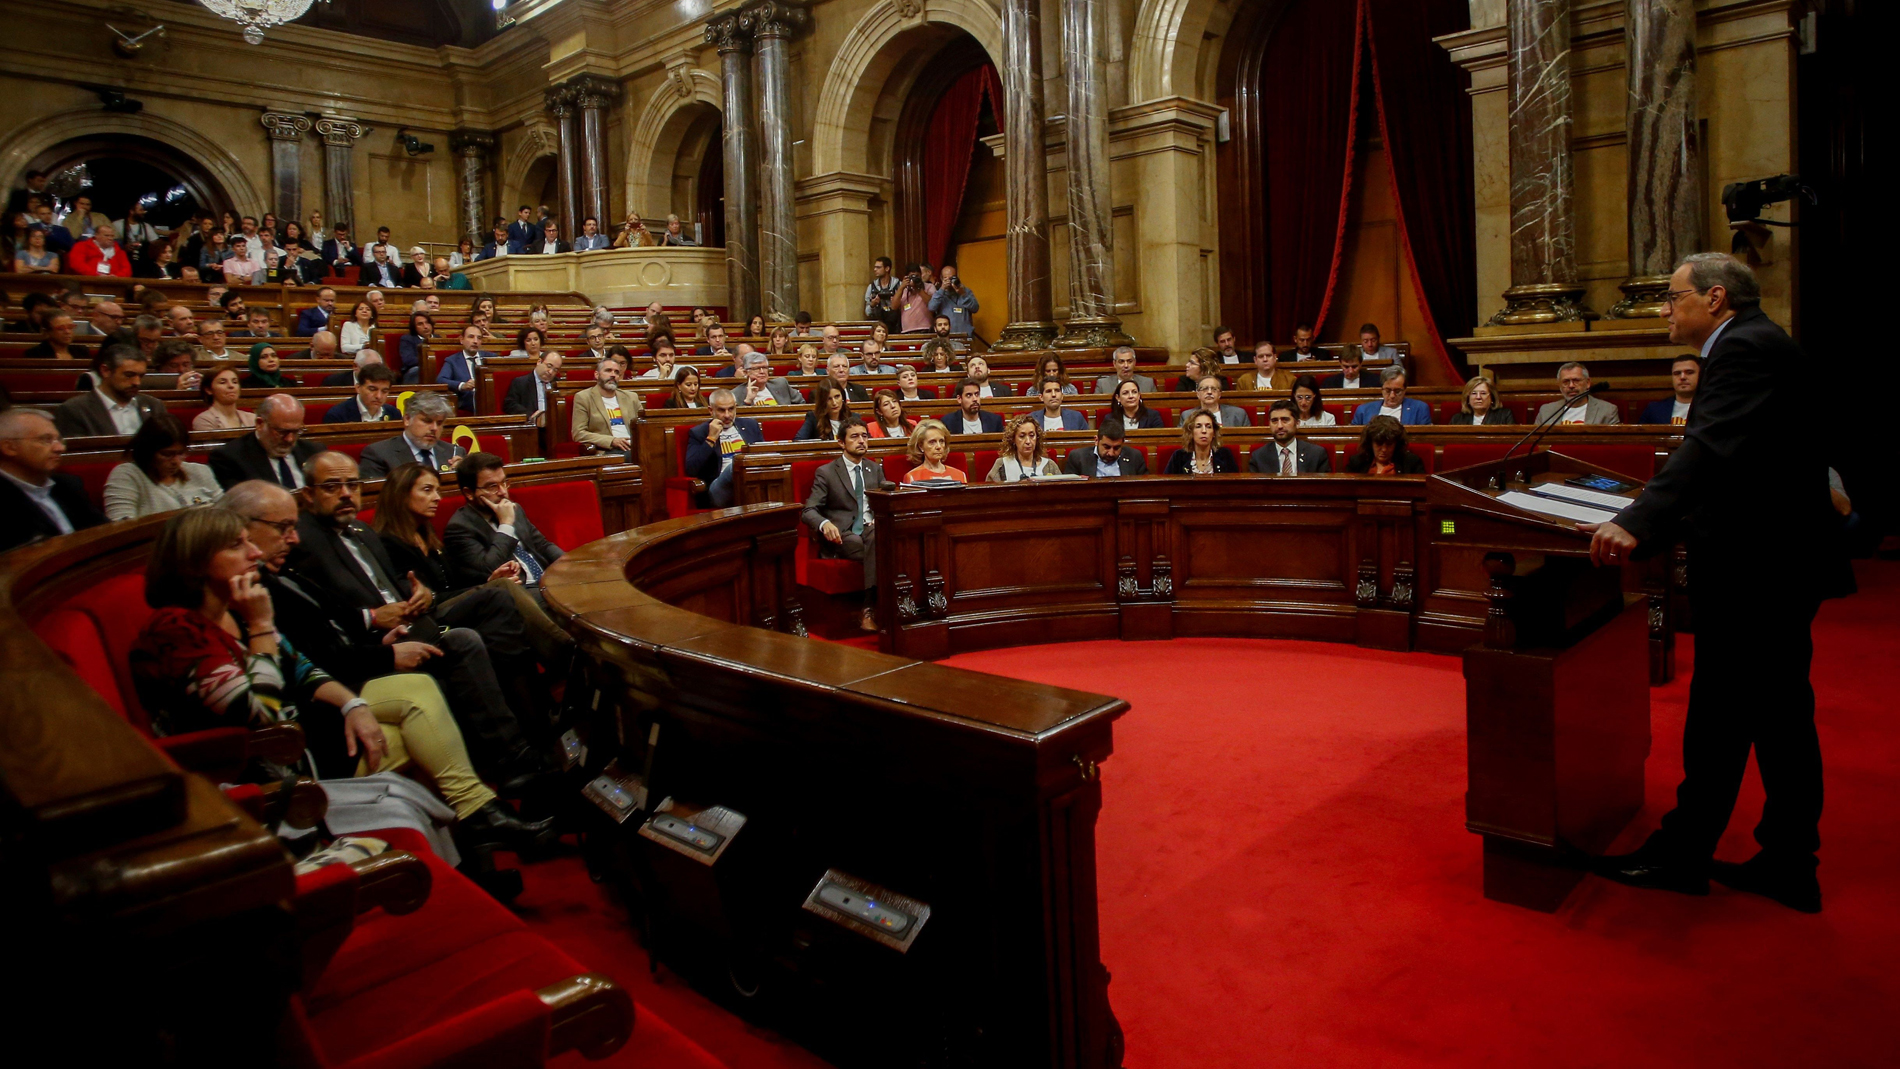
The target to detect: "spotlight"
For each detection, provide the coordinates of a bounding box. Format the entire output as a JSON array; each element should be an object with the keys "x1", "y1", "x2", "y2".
[{"x1": 396, "y1": 129, "x2": 434, "y2": 156}]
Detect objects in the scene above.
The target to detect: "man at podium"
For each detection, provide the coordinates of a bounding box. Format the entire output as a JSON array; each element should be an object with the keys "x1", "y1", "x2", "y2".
[{"x1": 1586, "y1": 253, "x2": 1853, "y2": 913}]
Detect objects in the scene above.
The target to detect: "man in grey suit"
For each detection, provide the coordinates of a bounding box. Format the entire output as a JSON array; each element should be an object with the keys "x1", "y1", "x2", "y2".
[
  {"x1": 801, "y1": 418, "x2": 893, "y2": 632},
  {"x1": 1357, "y1": 322, "x2": 1404, "y2": 366},
  {"x1": 51, "y1": 345, "x2": 167, "y2": 438},
  {"x1": 735, "y1": 349, "x2": 803, "y2": 406},
  {"x1": 1179, "y1": 377, "x2": 1251, "y2": 428},
  {"x1": 1093, "y1": 346, "x2": 1158, "y2": 396},
  {"x1": 1249, "y1": 400, "x2": 1333, "y2": 474},
  {"x1": 358, "y1": 392, "x2": 468, "y2": 479},
  {"x1": 1535, "y1": 361, "x2": 1622, "y2": 426},
  {"x1": 1062, "y1": 421, "x2": 1150, "y2": 478},
  {"x1": 445, "y1": 452, "x2": 565, "y2": 607}
]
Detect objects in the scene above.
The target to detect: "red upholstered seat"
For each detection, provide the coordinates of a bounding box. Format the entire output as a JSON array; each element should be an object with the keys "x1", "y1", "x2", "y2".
[
  {"x1": 329, "y1": 441, "x2": 369, "y2": 460},
  {"x1": 880, "y1": 454, "x2": 911, "y2": 483},
  {"x1": 303, "y1": 399, "x2": 339, "y2": 423},
  {"x1": 33, "y1": 607, "x2": 131, "y2": 719},
  {"x1": 761, "y1": 419, "x2": 802, "y2": 441},
  {"x1": 59, "y1": 456, "x2": 122, "y2": 510},
  {"x1": 667, "y1": 423, "x2": 706, "y2": 517},
  {"x1": 509, "y1": 479, "x2": 607, "y2": 545},
  {"x1": 30, "y1": 569, "x2": 154, "y2": 730},
  {"x1": 790, "y1": 459, "x2": 861, "y2": 594}
]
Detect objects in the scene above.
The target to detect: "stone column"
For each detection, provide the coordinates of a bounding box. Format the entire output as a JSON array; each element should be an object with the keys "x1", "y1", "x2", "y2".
[
  {"x1": 1054, "y1": 0, "x2": 1133, "y2": 348},
  {"x1": 990, "y1": 0, "x2": 1059, "y2": 351},
  {"x1": 259, "y1": 112, "x2": 311, "y2": 224},
  {"x1": 746, "y1": 0, "x2": 809, "y2": 322},
  {"x1": 313, "y1": 117, "x2": 364, "y2": 231},
  {"x1": 1489, "y1": 0, "x2": 1593, "y2": 324},
  {"x1": 1608, "y1": 0, "x2": 1700, "y2": 318},
  {"x1": 707, "y1": 12, "x2": 762, "y2": 319},
  {"x1": 571, "y1": 76, "x2": 623, "y2": 232},
  {"x1": 546, "y1": 86, "x2": 583, "y2": 240},
  {"x1": 451, "y1": 131, "x2": 495, "y2": 245}
]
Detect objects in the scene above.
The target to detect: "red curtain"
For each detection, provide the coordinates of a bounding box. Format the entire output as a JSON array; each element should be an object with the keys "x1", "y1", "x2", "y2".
[
  {"x1": 1365, "y1": 0, "x2": 1475, "y2": 380},
  {"x1": 922, "y1": 65, "x2": 993, "y2": 271}
]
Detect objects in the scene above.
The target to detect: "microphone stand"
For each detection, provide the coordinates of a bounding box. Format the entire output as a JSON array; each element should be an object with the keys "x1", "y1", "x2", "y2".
[{"x1": 1496, "y1": 383, "x2": 1611, "y2": 487}]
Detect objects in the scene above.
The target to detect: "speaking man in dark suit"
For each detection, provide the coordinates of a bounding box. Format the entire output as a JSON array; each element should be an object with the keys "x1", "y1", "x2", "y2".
[
  {"x1": 321, "y1": 364, "x2": 401, "y2": 423},
  {"x1": 1249, "y1": 400, "x2": 1333, "y2": 475},
  {"x1": 1588, "y1": 253, "x2": 1854, "y2": 913},
  {"x1": 208, "y1": 394, "x2": 328, "y2": 489},
  {"x1": 358, "y1": 392, "x2": 467, "y2": 479},
  {"x1": 802, "y1": 417, "x2": 894, "y2": 632},
  {"x1": 1062, "y1": 420, "x2": 1150, "y2": 478},
  {"x1": 444, "y1": 453, "x2": 566, "y2": 602},
  {"x1": 0, "y1": 409, "x2": 105, "y2": 552},
  {"x1": 685, "y1": 389, "x2": 763, "y2": 507}
]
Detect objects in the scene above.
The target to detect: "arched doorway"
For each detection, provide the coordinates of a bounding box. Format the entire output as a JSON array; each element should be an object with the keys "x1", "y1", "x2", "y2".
[
  {"x1": 520, "y1": 155, "x2": 560, "y2": 220},
  {"x1": 23, "y1": 134, "x2": 234, "y2": 227}
]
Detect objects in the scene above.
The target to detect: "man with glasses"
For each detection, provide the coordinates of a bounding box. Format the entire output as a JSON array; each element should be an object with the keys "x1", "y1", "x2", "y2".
[
  {"x1": 1348, "y1": 366, "x2": 1432, "y2": 426},
  {"x1": 0, "y1": 408, "x2": 104, "y2": 552},
  {"x1": 358, "y1": 392, "x2": 466, "y2": 479},
  {"x1": 1534, "y1": 362, "x2": 1621, "y2": 425},
  {"x1": 78, "y1": 299, "x2": 123, "y2": 337},
  {"x1": 208, "y1": 393, "x2": 326, "y2": 489},
  {"x1": 1587, "y1": 253, "x2": 1855, "y2": 913},
  {"x1": 445, "y1": 452, "x2": 566, "y2": 606}
]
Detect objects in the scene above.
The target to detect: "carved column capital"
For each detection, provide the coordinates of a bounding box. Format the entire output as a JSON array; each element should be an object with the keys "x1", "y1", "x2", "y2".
[
  {"x1": 260, "y1": 112, "x2": 311, "y2": 141},
  {"x1": 742, "y1": 0, "x2": 809, "y2": 41},
  {"x1": 705, "y1": 11, "x2": 753, "y2": 54},
  {"x1": 313, "y1": 117, "x2": 365, "y2": 146},
  {"x1": 450, "y1": 130, "x2": 497, "y2": 156},
  {"x1": 568, "y1": 74, "x2": 623, "y2": 112},
  {"x1": 545, "y1": 85, "x2": 577, "y2": 117}
]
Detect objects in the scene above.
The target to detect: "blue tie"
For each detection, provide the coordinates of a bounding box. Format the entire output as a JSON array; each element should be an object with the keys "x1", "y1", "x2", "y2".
[{"x1": 512, "y1": 541, "x2": 545, "y2": 584}]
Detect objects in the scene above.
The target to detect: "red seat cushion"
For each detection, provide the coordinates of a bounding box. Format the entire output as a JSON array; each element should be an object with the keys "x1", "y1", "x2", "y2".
[
  {"x1": 29, "y1": 570, "x2": 153, "y2": 729},
  {"x1": 58, "y1": 456, "x2": 120, "y2": 512},
  {"x1": 761, "y1": 419, "x2": 802, "y2": 441},
  {"x1": 32, "y1": 608, "x2": 129, "y2": 720},
  {"x1": 509, "y1": 479, "x2": 606, "y2": 544}
]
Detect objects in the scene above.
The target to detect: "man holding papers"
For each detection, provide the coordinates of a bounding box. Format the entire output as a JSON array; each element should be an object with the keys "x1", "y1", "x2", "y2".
[{"x1": 1585, "y1": 254, "x2": 1854, "y2": 913}]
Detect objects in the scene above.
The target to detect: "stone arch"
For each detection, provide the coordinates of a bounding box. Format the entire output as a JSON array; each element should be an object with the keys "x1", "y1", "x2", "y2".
[
  {"x1": 809, "y1": 0, "x2": 1004, "y2": 177},
  {"x1": 502, "y1": 122, "x2": 560, "y2": 216},
  {"x1": 624, "y1": 64, "x2": 723, "y2": 219},
  {"x1": 0, "y1": 108, "x2": 264, "y2": 214}
]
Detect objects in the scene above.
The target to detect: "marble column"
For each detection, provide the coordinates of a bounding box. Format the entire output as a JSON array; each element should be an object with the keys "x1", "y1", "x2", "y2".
[
  {"x1": 547, "y1": 86, "x2": 583, "y2": 241},
  {"x1": 1054, "y1": 0, "x2": 1133, "y2": 348},
  {"x1": 313, "y1": 117, "x2": 364, "y2": 231},
  {"x1": 1489, "y1": 0, "x2": 1594, "y2": 325},
  {"x1": 746, "y1": 0, "x2": 808, "y2": 322},
  {"x1": 571, "y1": 76, "x2": 623, "y2": 232},
  {"x1": 451, "y1": 131, "x2": 495, "y2": 245},
  {"x1": 259, "y1": 112, "x2": 311, "y2": 225},
  {"x1": 990, "y1": 0, "x2": 1059, "y2": 351},
  {"x1": 1608, "y1": 0, "x2": 1700, "y2": 318},
  {"x1": 707, "y1": 12, "x2": 762, "y2": 319}
]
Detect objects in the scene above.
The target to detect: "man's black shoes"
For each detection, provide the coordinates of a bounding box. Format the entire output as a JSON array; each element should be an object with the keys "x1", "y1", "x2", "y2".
[
  {"x1": 1593, "y1": 849, "x2": 1710, "y2": 896},
  {"x1": 1711, "y1": 855, "x2": 1822, "y2": 914}
]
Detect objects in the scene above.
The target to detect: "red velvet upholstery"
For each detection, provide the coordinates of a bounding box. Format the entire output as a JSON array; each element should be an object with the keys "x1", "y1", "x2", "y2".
[
  {"x1": 57, "y1": 456, "x2": 121, "y2": 511},
  {"x1": 789, "y1": 459, "x2": 861, "y2": 594},
  {"x1": 666, "y1": 423, "x2": 706, "y2": 517},
  {"x1": 303, "y1": 399, "x2": 339, "y2": 423},
  {"x1": 760, "y1": 418, "x2": 802, "y2": 441},
  {"x1": 880, "y1": 454, "x2": 912, "y2": 483},
  {"x1": 508, "y1": 479, "x2": 607, "y2": 545},
  {"x1": 30, "y1": 569, "x2": 153, "y2": 729},
  {"x1": 32, "y1": 607, "x2": 131, "y2": 719}
]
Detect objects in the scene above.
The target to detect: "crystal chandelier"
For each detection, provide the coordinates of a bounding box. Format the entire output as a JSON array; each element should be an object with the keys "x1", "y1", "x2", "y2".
[{"x1": 198, "y1": 0, "x2": 317, "y2": 44}]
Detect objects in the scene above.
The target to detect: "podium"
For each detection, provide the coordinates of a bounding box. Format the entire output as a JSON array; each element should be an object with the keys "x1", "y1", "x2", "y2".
[{"x1": 1429, "y1": 451, "x2": 1655, "y2": 911}]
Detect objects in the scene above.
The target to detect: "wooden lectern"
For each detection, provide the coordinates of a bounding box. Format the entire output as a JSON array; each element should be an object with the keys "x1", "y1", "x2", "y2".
[{"x1": 1429, "y1": 451, "x2": 1654, "y2": 911}]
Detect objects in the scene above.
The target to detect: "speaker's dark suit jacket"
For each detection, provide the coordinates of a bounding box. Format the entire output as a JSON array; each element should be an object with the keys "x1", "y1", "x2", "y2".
[
  {"x1": 321, "y1": 397, "x2": 402, "y2": 423},
  {"x1": 1248, "y1": 438, "x2": 1333, "y2": 474},
  {"x1": 207, "y1": 434, "x2": 326, "y2": 489},
  {"x1": 357, "y1": 435, "x2": 467, "y2": 480},
  {"x1": 0, "y1": 470, "x2": 105, "y2": 552},
  {"x1": 443, "y1": 504, "x2": 565, "y2": 592},
  {"x1": 1062, "y1": 446, "x2": 1150, "y2": 478}
]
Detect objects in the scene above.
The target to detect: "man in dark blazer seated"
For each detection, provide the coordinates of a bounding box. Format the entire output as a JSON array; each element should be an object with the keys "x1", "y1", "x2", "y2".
[
  {"x1": 445, "y1": 452, "x2": 565, "y2": 605},
  {"x1": 0, "y1": 408, "x2": 105, "y2": 552},
  {"x1": 1320, "y1": 350, "x2": 1379, "y2": 391},
  {"x1": 295, "y1": 288, "x2": 338, "y2": 336},
  {"x1": 1062, "y1": 420, "x2": 1150, "y2": 478},
  {"x1": 1588, "y1": 253, "x2": 1855, "y2": 913},
  {"x1": 209, "y1": 394, "x2": 328, "y2": 490},
  {"x1": 51, "y1": 345, "x2": 168, "y2": 439},
  {"x1": 356, "y1": 244, "x2": 401, "y2": 288},
  {"x1": 1639, "y1": 354, "x2": 1700, "y2": 425},
  {"x1": 321, "y1": 364, "x2": 401, "y2": 423},
  {"x1": 503, "y1": 351, "x2": 565, "y2": 424},
  {"x1": 321, "y1": 226, "x2": 359, "y2": 273},
  {"x1": 944, "y1": 378, "x2": 1005, "y2": 436},
  {"x1": 1249, "y1": 400, "x2": 1333, "y2": 475},
  {"x1": 802, "y1": 417, "x2": 894, "y2": 632},
  {"x1": 686, "y1": 389, "x2": 763, "y2": 507},
  {"x1": 358, "y1": 392, "x2": 467, "y2": 479}
]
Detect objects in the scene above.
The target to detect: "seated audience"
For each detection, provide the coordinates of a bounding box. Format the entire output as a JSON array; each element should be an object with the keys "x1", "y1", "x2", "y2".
[
  {"x1": 801, "y1": 417, "x2": 892, "y2": 632},
  {"x1": 12, "y1": 223, "x2": 57, "y2": 273},
  {"x1": 438, "y1": 325, "x2": 492, "y2": 414},
  {"x1": 571, "y1": 351, "x2": 640, "y2": 460},
  {"x1": 295, "y1": 288, "x2": 338, "y2": 336},
  {"x1": 1095, "y1": 346, "x2": 1158, "y2": 395},
  {"x1": 1181, "y1": 377, "x2": 1251, "y2": 428},
  {"x1": 242, "y1": 343, "x2": 287, "y2": 390},
  {"x1": 399, "y1": 312, "x2": 435, "y2": 384},
  {"x1": 508, "y1": 327, "x2": 549, "y2": 362},
  {"x1": 150, "y1": 339, "x2": 204, "y2": 393},
  {"x1": 445, "y1": 452, "x2": 566, "y2": 606},
  {"x1": 1358, "y1": 322, "x2": 1401, "y2": 363},
  {"x1": 824, "y1": 352, "x2": 870, "y2": 402},
  {"x1": 1239, "y1": 342, "x2": 1295, "y2": 392},
  {"x1": 530, "y1": 220, "x2": 565, "y2": 255},
  {"x1": 686, "y1": 389, "x2": 763, "y2": 507},
  {"x1": 613, "y1": 212, "x2": 657, "y2": 248},
  {"x1": 1063, "y1": 420, "x2": 1149, "y2": 478},
  {"x1": 660, "y1": 366, "x2": 704, "y2": 409},
  {"x1": 737, "y1": 350, "x2": 802, "y2": 406},
  {"x1": 572, "y1": 325, "x2": 610, "y2": 365},
  {"x1": 920, "y1": 339, "x2": 959, "y2": 374},
  {"x1": 1291, "y1": 375, "x2": 1335, "y2": 427},
  {"x1": 947, "y1": 378, "x2": 1005, "y2": 436},
  {"x1": 1165, "y1": 410, "x2": 1240, "y2": 473},
  {"x1": 766, "y1": 325, "x2": 794, "y2": 357},
  {"x1": 1210, "y1": 326, "x2": 1243, "y2": 365},
  {"x1": 103, "y1": 414, "x2": 224, "y2": 521},
  {"x1": 1288, "y1": 324, "x2": 1322, "y2": 361},
  {"x1": 25, "y1": 312, "x2": 89, "y2": 362},
  {"x1": 1640, "y1": 355, "x2": 1700, "y2": 424},
  {"x1": 1450, "y1": 376, "x2": 1515, "y2": 425},
  {"x1": 338, "y1": 301, "x2": 377, "y2": 356},
  {"x1": 819, "y1": 324, "x2": 844, "y2": 356},
  {"x1": 1113, "y1": 379, "x2": 1166, "y2": 430},
  {"x1": 68, "y1": 223, "x2": 130, "y2": 277},
  {"x1": 359, "y1": 392, "x2": 466, "y2": 479},
  {"x1": 793, "y1": 343, "x2": 822, "y2": 377},
  {"x1": 233, "y1": 308, "x2": 275, "y2": 340},
  {"x1": 794, "y1": 381, "x2": 852, "y2": 442},
  {"x1": 986, "y1": 414, "x2": 1062, "y2": 482},
  {"x1": 1173, "y1": 350, "x2": 1228, "y2": 393},
  {"x1": 903, "y1": 418, "x2": 966, "y2": 484},
  {"x1": 322, "y1": 363, "x2": 401, "y2": 424},
  {"x1": 895, "y1": 365, "x2": 933, "y2": 401},
  {"x1": 208, "y1": 395, "x2": 326, "y2": 489},
  {"x1": 658, "y1": 213, "x2": 694, "y2": 245},
  {"x1": 868, "y1": 389, "x2": 917, "y2": 439},
  {"x1": 503, "y1": 350, "x2": 565, "y2": 423},
  {"x1": 220, "y1": 238, "x2": 261, "y2": 285},
  {"x1": 1350, "y1": 367, "x2": 1432, "y2": 426},
  {"x1": 639, "y1": 338, "x2": 680, "y2": 380},
  {"x1": 1033, "y1": 377, "x2": 1090, "y2": 432},
  {"x1": 196, "y1": 319, "x2": 238, "y2": 363},
  {"x1": 0, "y1": 408, "x2": 104, "y2": 551},
  {"x1": 1535, "y1": 362, "x2": 1621, "y2": 425},
  {"x1": 54, "y1": 344, "x2": 167, "y2": 438},
  {"x1": 930, "y1": 313, "x2": 968, "y2": 355},
  {"x1": 1249, "y1": 400, "x2": 1333, "y2": 475},
  {"x1": 857, "y1": 339, "x2": 896, "y2": 376},
  {"x1": 194, "y1": 364, "x2": 255, "y2": 431},
  {"x1": 964, "y1": 355, "x2": 1012, "y2": 397},
  {"x1": 1321, "y1": 350, "x2": 1377, "y2": 391},
  {"x1": 1035, "y1": 354, "x2": 1078, "y2": 396},
  {"x1": 745, "y1": 313, "x2": 768, "y2": 339},
  {"x1": 1345, "y1": 415, "x2": 1426, "y2": 474},
  {"x1": 357, "y1": 244, "x2": 401, "y2": 287}
]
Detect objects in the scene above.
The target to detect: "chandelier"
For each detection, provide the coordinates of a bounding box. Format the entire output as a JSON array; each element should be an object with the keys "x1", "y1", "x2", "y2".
[{"x1": 198, "y1": 0, "x2": 317, "y2": 44}]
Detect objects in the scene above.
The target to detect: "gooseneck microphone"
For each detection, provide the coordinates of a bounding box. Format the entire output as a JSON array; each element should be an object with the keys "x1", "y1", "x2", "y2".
[{"x1": 1501, "y1": 381, "x2": 1612, "y2": 466}]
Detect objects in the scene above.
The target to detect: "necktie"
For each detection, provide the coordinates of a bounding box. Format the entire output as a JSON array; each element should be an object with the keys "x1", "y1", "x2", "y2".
[
  {"x1": 1281, "y1": 447, "x2": 1294, "y2": 476},
  {"x1": 275, "y1": 456, "x2": 297, "y2": 489},
  {"x1": 417, "y1": 447, "x2": 434, "y2": 468},
  {"x1": 513, "y1": 543, "x2": 545, "y2": 585},
  {"x1": 850, "y1": 464, "x2": 865, "y2": 535}
]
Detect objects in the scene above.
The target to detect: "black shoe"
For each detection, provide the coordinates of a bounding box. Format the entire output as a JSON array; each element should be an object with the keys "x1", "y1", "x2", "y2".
[
  {"x1": 496, "y1": 744, "x2": 559, "y2": 796},
  {"x1": 459, "y1": 800, "x2": 557, "y2": 853},
  {"x1": 1593, "y1": 849, "x2": 1710, "y2": 896},
  {"x1": 1711, "y1": 855, "x2": 1822, "y2": 913}
]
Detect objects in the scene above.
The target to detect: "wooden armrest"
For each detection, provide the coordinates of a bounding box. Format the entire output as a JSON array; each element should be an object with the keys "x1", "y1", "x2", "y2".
[
  {"x1": 223, "y1": 777, "x2": 328, "y2": 829},
  {"x1": 664, "y1": 476, "x2": 706, "y2": 493},
  {"x1": 248, "y1": 723, "x2": 309, "y2": 765},
  {"x1": 293, "y1": 849, "x2": 431, "y2": 988},
  {"x1": 350, "y1": 850, "x2": 431, "y2": 916},
  {"x1": 153, "y1": 722, "x2": 307, "y2": 777},
  {"x1": 538, "y1": 973, "x2": 635, "y2": 1060}
]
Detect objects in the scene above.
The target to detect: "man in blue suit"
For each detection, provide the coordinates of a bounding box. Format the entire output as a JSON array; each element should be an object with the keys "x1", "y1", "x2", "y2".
[
  {"x1": 1032, "y1": 376, "x2": 1089, "y2": 432},
  {"x1": 686, "y1": 389, "x2": 764, "y2": 508},
  {"x1": 437, "y1": 324, "x2": 493, "y2": 414},
  {"x1": 321, "y1": 364, "x2": 402, "y2": 423},
  {"x1": 295, "y1": 287, "x2": 337, "y2": 336},
  {"x1": 1349, "y1": 366, "x2": 1433, "y2": 426},
  {"x1": 945, "y1": 378, "x2": 1004, "y2": 436},
  {"x1": 505, "y1": 206, "x2": 538, "y2": 253},
  {"x1": 1639, "y1": 354, "x2": 1700, "y2": 425}
]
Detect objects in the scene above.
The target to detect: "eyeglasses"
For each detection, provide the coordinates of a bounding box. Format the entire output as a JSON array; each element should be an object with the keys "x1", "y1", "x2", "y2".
[
  {"x1": 247, "y1": 517, "x2": 297, "y2": 535},
  {"x1": 312, "y1": 479, "x2": 362, "y2": 494},
  {"x1": 1661, "y1": 288, "x2": 1699, "y2": 304}
]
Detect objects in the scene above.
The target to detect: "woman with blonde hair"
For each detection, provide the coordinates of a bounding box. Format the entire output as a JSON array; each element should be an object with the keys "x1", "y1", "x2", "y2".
[
  {"x1": 1163, "y1": 409, "x2": 1239, "y2": 473},
  {"x1": 1450, "y1": 375, "x2": 1515, "y2": 425},
  {"x1": 903, "y1": 418, "x2": 966, "y2": 484},
  {"x1": 985, "y1": 414, "x2": 1061, "y2": 481}
]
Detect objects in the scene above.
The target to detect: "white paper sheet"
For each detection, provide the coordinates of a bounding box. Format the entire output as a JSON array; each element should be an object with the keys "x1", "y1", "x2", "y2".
[
  {"x1": 1496, "y1": 490, "x2": 1619, "y2": 526},
  {"x1": 1529, "y1": 481, "x2": 1637, "y2": 511}
]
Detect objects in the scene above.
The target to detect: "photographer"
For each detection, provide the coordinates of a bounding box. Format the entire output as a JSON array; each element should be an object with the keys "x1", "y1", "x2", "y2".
[
  {"x1": 895, "y1": 262, "x2": 935, "y2": 332},
  {"x1": 615, "y1": 211, "x2": 659, "y2": 248},
  {"x1": 928, "y1": 262, "x2": 979, "y2": 335},
  {"x1": 863, "y1": 256, "x2": 900, "y2": 332}
]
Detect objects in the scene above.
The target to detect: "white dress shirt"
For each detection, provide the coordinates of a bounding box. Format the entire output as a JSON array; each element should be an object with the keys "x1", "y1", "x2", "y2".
[{"x1": 96, "y1": 388, "x2": 144, "y2": 435}]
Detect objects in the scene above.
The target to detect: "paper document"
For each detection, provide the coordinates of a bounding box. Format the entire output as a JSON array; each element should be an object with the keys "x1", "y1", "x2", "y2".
[
  {"x1": 1496, "y1": 490, "x2": 1619, "y2": 526},
  {"x1": 1531, "y1": 482, "x2": 1637, "y2": 511}
]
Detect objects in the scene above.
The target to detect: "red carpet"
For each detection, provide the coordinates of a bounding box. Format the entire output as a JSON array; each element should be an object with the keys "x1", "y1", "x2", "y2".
[{"x1": 937, "y1": 559, "x2": 1900, "y2": 1069}]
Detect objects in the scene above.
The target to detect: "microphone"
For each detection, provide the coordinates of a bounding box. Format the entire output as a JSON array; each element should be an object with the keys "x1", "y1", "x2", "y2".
[{"x1": 1500, "y1": 381, "x2": 1612, "y2": 468}]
